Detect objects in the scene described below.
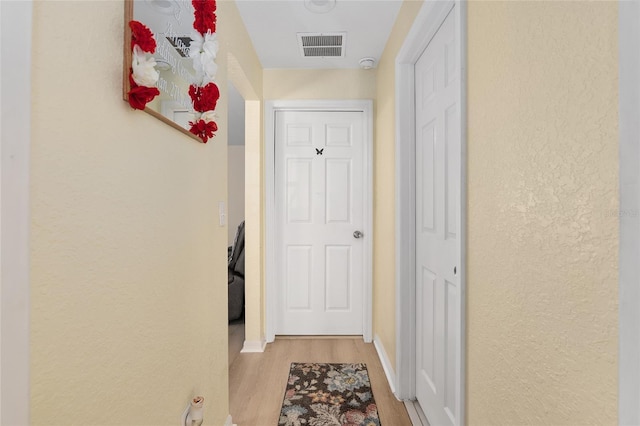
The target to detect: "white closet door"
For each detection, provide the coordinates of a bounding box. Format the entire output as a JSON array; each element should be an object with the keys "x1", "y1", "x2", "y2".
[
  {"x1": 415, "y1": 6, "x2": 461, "y2": 426},
  {"x1": 275, "y1": 110, "x2": 365, "y2": 335}
]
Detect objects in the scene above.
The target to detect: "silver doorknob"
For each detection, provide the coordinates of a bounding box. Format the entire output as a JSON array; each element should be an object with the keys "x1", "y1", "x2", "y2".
[{"x1": 353, "y1": 230, "x2": 364, "y2": 239}]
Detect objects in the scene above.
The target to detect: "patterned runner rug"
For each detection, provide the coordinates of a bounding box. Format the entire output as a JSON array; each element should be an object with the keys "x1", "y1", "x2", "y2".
[{"x1": 278, "y1": 362, "x2": 381, "y2": 426}]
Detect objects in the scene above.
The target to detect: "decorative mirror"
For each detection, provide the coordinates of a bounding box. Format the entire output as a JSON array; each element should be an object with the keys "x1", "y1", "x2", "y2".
[{"x1": 123, "y1": 0, "x2": 220, "y2": 143}]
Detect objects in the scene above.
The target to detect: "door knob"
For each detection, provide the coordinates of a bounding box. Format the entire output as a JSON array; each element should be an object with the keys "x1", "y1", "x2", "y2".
[{"x1": 353, "y1": 230, "x2": 364, "y2": 239}]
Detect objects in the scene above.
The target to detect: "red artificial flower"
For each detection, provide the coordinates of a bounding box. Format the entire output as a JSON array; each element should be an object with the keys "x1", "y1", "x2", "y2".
[
  {"x1": 189, "y1": 119, "x2": 218, "y2": 143},
  {"x1": 192, "y1": 0, "x2": 216, "y2": 34},
  {"x1": 129, "y1": 20, "x2": 156, "y2": 53},
  {"x1": 193, "y1": 0, "x2": 216, "y2": 12},
  {"x1": 188, "y1": 82, "x2": 220, "y2": 113},
  {"x1": 128, "y1": 73, "x2": 159, "y2": 110}
]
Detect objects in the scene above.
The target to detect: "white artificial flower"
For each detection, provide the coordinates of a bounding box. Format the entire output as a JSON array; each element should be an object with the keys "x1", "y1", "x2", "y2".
[
  {"x1": 201, "y1": 110, "x2": 217, "y2": 123},
  {"x1": 189, "y1": 30, "x2": 219, "y2": 83},
  {"x1": 132, "y1": 45, "x2": 159, "y2": 87}
]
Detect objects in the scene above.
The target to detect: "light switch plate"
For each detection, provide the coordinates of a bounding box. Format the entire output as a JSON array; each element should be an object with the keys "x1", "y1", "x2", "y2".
[{"x1": 218, "y1": 201, "x2": 226, "y2": 226}]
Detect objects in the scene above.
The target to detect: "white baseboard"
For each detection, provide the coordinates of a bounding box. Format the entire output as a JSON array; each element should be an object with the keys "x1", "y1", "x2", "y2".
[
  {"x1": 240, "y1": 339, "x2": 266, "y2": 353},
  {"x1": 223, "y1": 414, "x2": 236, "y2": 426},
  {"x1": 373, "y1": 334, "x2": 397, "y2": 396}
]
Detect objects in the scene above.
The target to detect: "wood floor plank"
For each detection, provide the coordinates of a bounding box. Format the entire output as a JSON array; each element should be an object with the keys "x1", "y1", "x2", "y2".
[{"x1": 229, "y1": 338, "x2": 412, "y2": 426}]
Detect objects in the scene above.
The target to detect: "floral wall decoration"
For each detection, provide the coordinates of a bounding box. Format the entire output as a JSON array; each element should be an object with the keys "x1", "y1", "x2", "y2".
[
  {"x1": 187, "y1": 0, "x2": 219, "y2": 143},
  {"x1": 123, "y1": 0, "x2": 219, "y2": 144},
  {"x1": 128, "y1": 21, "x2": 160, "y2": 110}
]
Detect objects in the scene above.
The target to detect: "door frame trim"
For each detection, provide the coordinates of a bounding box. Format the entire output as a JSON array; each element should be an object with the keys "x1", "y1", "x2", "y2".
[
  {"x1": 619, "y1": 1, "x2": 640, "y2": 422},
  {"x1": 265, "y1": 100, "x2": 374, "y2": 343},
  {"x1": 1, "y1": 1, "x2": 32, "y2": 424},
  {"x1": 394, "y1": 1, "x2": 466, "y2": 424}
]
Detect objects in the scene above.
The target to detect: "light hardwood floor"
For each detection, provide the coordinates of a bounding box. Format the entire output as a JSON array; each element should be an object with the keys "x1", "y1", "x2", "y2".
[
  {"x1": 228, "y1": 318, "x2": 245, "y2": 366},
  {"x1": 229, "y1": 338, "x2": 412, "y2": 426}
]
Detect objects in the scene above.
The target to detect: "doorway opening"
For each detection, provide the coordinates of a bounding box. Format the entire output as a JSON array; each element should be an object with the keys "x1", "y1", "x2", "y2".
[
  {"x1": 265, "y1": 100, "x2": 374, "y2": 342},
  {"x1": 227, "y1": 81, "x2": 246, "y2": 365}
]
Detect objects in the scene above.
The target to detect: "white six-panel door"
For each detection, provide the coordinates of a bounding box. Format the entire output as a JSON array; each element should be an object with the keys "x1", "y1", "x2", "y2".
[
  {"x1": 275, "y1": 110, "x2": 365, "y2": 335},
  {"x1": 415, "y1": 6, "x2": 461, "y2": 426}
]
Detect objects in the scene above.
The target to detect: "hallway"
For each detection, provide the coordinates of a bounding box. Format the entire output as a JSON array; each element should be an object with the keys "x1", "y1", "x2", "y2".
[
  {"x1": 229, "y1": 339, "x2": 412, "y2": 425},
  {"x1": 3, "y1": 0, "x2": 623, "y2": 424}
]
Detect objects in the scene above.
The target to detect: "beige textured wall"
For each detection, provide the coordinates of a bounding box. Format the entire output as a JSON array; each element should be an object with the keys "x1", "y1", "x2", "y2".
[
  {"x1": 228, "y1": 146, "x2": 245, "y2": 244},
  {"x1": 466, "y1": 2, "x2": 619, "y2": 424},
  {"x1": 29, "y1": 1, "x2": 250, "y2": 424},
  {"x1": 263, "y1": 69, "x2": 376, "y2": 100},
  {"x1": 372, "y1": 0, "x2": 422, "y2": 372}
]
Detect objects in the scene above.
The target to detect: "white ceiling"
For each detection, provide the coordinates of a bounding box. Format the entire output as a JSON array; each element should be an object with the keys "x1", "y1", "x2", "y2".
[{"x1": 235, "y1": 0, "x2": 403, "y2": 69}]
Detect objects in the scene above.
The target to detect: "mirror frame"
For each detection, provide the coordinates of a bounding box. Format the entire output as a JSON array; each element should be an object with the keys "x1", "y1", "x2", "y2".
[{"x1": 122, "y1": 0, "x2": 202, "y2": 142}]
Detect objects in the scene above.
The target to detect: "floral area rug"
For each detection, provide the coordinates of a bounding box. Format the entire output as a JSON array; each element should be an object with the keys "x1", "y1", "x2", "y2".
[{"x1": 278, "y1": 362, "x2": 381, "y2": 426}]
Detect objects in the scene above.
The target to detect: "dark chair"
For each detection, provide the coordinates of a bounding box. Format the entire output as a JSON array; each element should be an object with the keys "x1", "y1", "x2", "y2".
[{"x1": 228, "y1": 221, "x2": 245, "y2": 321}]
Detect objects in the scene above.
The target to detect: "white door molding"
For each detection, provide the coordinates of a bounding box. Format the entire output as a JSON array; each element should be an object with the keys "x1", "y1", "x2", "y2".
[
  {"x1": 619, "y1": 1, "x2": 640, "y2": 423},
  {"x1": 265, "y1": 100, "x2": 373, "y2": 343},
  {"x1": 394, "y1": 1, "x2": 466, "y2": 423},
  {"x1": 1, "y1": 1, "x2": 32, "y2": 424}
]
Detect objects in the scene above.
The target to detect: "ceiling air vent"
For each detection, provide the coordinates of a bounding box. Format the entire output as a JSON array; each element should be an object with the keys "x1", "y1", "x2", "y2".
[{"x1": 297, "y1": 32, "x2": 347, "y2": 58}]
